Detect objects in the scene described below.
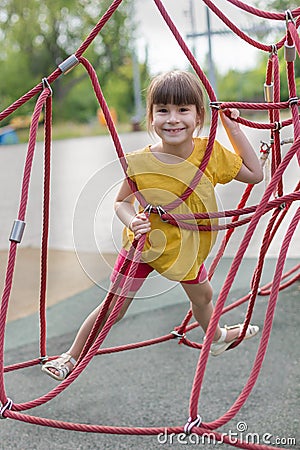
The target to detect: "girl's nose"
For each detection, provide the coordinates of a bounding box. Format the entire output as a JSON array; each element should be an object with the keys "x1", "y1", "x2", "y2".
[{"x1": 167, "y1": 113, "x2": 180, "y2": 123}]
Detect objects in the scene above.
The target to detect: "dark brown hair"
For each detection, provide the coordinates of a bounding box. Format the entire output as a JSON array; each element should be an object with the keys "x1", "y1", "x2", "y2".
[{"x1": 146, "y1": 70, "x2": 205, "y2": 132}]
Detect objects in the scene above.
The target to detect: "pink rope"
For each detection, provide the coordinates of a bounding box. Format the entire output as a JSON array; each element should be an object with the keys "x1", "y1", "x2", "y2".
[
  {"x1": 39, "y1": 93, "x2": 52, "y2": 359},
  {"x1": 226, "y1": 0, "x2": 300, "y2": 20},
  {"x1": 187, "y1": 136, "x2": 300, "y2": 422},
  {"x1": 204, "y1": 206, "x2": 300, "y2": 431},
  {"x1": 0, "y1": 2, "x2": 299, "y2": 447}
]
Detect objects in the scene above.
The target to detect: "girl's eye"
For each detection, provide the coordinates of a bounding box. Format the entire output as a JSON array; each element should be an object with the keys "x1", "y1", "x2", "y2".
[{"x1": 179, "y1": 107, "x2": 189, "y2": 112}]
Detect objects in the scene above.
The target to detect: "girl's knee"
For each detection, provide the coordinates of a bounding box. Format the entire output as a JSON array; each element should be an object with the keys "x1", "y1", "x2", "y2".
[
  {"x1": 188, "y1": 282, "x2": 213, "y2": 307},
  {"x1": 199, "y1": 286, "x2": 213, "y2": 305}
]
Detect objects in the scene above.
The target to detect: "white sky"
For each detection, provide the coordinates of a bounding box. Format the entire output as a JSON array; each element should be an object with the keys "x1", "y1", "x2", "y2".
[{"x1": 134, "y1": 0, "x2": 284, "y2": 76}]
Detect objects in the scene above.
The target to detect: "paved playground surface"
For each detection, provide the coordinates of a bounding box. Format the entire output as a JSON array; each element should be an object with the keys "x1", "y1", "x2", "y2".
[
  {"x1": 1, "y1": 255, "x2": 299, "y2": 450},
  {"x1": 1, "y1": 132, "x2": 299, "y2": 449}
]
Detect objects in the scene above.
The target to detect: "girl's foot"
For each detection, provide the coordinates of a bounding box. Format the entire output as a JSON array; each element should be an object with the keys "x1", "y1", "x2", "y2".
[
  {"x1": 41, "y1": 353, "x2": 76, "y2": 381},
  {"x1": 209, "y1": 324, "x2": 259, "y2": 356}
]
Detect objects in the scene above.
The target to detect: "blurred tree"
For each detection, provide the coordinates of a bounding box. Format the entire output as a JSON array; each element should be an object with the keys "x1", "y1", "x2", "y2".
[
  {"x1": 0, "y1": 0, "x2": 149, "y2": 123},
  {"x1": 217, "y1": 1, "x2": 299, "y2": 103},
  {"x1": 256, "y1": 0, "x2": 298, "y2": 10}
]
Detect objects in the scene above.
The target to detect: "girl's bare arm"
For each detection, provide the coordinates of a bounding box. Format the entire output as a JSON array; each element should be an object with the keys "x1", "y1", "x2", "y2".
[
  {"x1": 114, "y1": 179, "x2": 151, "y2": 239},
  {"x1": 219, "y1": 109, "x2": 263, "y2": 184}
]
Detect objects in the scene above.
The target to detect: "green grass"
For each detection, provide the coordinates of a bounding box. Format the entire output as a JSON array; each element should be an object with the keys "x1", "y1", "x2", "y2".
[{"x1": 16, "y1": 120, "x2": 136, "y2": 143}]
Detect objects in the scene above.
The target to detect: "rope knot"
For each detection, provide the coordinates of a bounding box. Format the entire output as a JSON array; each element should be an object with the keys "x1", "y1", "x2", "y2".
[
  {"x1": 184, "y1": 414, "x2": 202, "y2": 434},
  {"x1": 0, "y1": 398, "x2": 13, "y2": 419}
]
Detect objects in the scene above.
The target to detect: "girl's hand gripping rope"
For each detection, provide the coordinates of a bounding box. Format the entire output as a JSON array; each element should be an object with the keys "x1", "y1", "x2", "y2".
[
  {"x1": 219, "y1": 108, "x2": 241, "y2": 136},
  {"x1": 129, "y1": 212, "x2": 151, "y2": 240}
]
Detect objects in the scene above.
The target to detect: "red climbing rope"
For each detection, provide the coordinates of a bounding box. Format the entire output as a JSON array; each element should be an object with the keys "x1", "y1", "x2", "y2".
[{"x1": 0, "y1": 1, "x2": 299, "y2": 449}]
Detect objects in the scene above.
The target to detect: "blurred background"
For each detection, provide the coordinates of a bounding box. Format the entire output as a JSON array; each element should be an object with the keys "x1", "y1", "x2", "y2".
[
  {"x1": 0, "y1": 0, "x2": 299, "y2": 321},
  {"x1": 0, "y1": 0, "x2": 299, "y2": 140}
]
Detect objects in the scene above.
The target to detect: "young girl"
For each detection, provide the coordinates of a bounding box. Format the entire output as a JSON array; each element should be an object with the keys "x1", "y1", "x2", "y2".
[{"x1": 42, "y1": 70, "x2": 263, "y2": 381}]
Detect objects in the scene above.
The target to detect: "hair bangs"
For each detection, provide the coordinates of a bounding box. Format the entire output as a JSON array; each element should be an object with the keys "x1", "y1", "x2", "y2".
[{"x1": 151, "y1": 75, "x2": 198, "y2": 106}]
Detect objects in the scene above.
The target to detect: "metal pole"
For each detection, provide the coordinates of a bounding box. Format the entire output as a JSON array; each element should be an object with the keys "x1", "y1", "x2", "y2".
[
  {"x1": 132, "y1": 49, "x2": 143, "y2": 130},
  {"x1": 130, "y1": 0, "x2": 143, "y2": 131},
  {"x1": 206, "y1": 6, "x2": 217, "y2": 95},
  {"x1": 189, "y1": 0, "x2": 197, "y2": 56}
]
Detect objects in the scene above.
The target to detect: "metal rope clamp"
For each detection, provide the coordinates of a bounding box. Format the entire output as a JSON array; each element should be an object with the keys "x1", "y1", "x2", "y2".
[
  {"x1": 42, "y1": 77, "x2": 53, "y2": 96},
  {"x1": 288, "y1": 97, "x2": 299, "y2": 107},
  {"x1": 9, "y1": 220, "x2": 26, "y2": 243},
  {"x1": 264, "y1": 82, "x2": 274, "y2": 103},
  {"x1": 39, "y1": 355, "x2": 49, "y2": 365},
  {"x1": 0, "y1": 398, "x2": 13, "y2": 419},
  {"x1": 284, "y1": 10, "x2": 296, "y2": 62},
  {"x1": 209, "y1": 101, "x2": 222, "y2": 110},
  {"x1": 144, "y1": 204, "x2": 153, "y2": 214},
  {"x1": 58, "y1": 54, "x2": 79, "y2": 75},
  {"x1": 171, "y1": 330, "x2": 186, "y2": 340},
  {"x1": 184, "y1": 414, "x2": 202, "y2": 434},
  {"x1": 156, "y1": 205, "x2": 168, "y2": 222}
]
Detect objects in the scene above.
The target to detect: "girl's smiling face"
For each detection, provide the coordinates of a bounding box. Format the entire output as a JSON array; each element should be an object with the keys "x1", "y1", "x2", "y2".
[{"x1": 151, "y1": 103, "x2": 200, "y2": 147}]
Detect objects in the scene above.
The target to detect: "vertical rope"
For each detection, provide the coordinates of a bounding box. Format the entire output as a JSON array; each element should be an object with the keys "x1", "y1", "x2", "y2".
[{"x1": 39, "y1": 93, "x2": 52, "y2": 358}]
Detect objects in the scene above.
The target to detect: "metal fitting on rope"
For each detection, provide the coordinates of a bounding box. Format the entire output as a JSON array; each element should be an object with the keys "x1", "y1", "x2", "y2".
[
  {"x1": 39, "y1": 355, "x2": 48, "y2": 364},
  {"x1": 288, "y1": 97, "x2": 299, "y2": 107},
  {"x1": 156, "y1": 205, "x2": 168, "y2": 222},
  {"x1": 260, "y1": 141, "x2": 271, "y2": 155},
  {"x1": 248, "y1": 288, "x2": 261, "y2": 295},
  {"x1": 0, "y1": 398, "x2": 13, "y2": 419},
  {"x1": 284, "y1": 42, "x2": 296, "y2": 62},
  {"x1": 9, "y1": 220, "x2": 26, "y2": 243},
  {"x1": 285, "y1": 9, "x2": 295, "y2": 26},
  {"x1": 209, "y1": 101, "x2": 221, "y2": 110},
  {"x1": 260, "y1": 141, "x2": 271, "y2": 165},
  {"x1": 273, "y1": 121, "x2": 282, "y2": 131},
  {"x1": 171, "y1": 330, "x2": 186, "y2": 340},
  {"x1": 144, "y1": 204, "x2": 153, "y2": 214},
  {"x1": 42, "y1": 77, "x2": 53, "y2": 96},
  {"x1": 278, "y1": 202, "x2": 286, "y2": 211},
  {"x1": 184, "y1": 414, "x2": 202, "y2": 434},
  {"x1": 269, "y1": 44, "x2": 277, "y2": 56},
  {"x1": 58, "y1": 54, "x2": 79, "y2": 74},
  {"x1": 280, "y1": 137, "x2": 294, "y2": 145},
  {"x1": 264, "y1": 83, "x2": 274, "y2": 103}
]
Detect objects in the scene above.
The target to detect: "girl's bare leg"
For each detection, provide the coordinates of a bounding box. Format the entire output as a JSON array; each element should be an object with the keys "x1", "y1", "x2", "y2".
[
  {"x1": 181, "y1": 281, "x2": 241, "y2": 342},
  {"x1": 47, "y1": 292, "x2": 134, "y2": 377}
]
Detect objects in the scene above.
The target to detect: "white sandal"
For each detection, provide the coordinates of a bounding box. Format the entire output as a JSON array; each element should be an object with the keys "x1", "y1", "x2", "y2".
[
  {"x1": 41, "y1": 353, "x2": 77, "y2": 381},
  {"x1": 209, "y1": 324, "x2": 259, "y2": 357}
]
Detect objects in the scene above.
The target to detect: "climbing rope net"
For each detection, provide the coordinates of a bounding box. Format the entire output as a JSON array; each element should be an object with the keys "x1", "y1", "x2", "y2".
[{"x1": 0, "y1": 1, "x2": 299, "y2": 448}]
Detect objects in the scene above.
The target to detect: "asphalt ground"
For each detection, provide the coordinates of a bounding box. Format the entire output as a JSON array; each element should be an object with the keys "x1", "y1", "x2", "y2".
[
  {"x1": 1, "y1": 131, "x2": 299, "y2": 449},
  {"x1": 1, "y1": 257, "x2": 299, "y2": 450}
]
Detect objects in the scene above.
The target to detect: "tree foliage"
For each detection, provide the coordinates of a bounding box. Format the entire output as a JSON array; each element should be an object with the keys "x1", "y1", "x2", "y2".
[
  {"x1": 218, "y1": 0, "x2": 299, "y2": 104},
  {"x1": 0, "y1": 0, "x2": 149, "y2": 123},
  {"x1": 256, "y1": 0, "x2": 298, "y2": 10}
]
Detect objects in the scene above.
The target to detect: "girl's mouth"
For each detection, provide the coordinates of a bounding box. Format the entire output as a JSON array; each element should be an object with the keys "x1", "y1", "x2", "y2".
[{"x1": 163, "y1": 128, "x2": 185, "y2": 133}]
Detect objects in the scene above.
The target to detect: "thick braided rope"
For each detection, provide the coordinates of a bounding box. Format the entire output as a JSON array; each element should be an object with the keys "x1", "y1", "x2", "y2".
[
  {"x1": 0, "y1": 410, "x2": 283, "y2": 450},
  {"x1": 0, "y1": 88, "x2": 52, "y2": 406},
  {"x1": 39, "y1": 94, "x2": 52, "y2": 359},
  {"x1": 187, "y1": 136, "x2": 300, "y2": 424},
  {"x1": 0, "y1": 0, "x2": 124, "y2": 124},
  {"x1": 0, "y1": 1, "x2": 299, "y2": 446},
  {"x1": 203, "y1": 206, "x2": 300, "y2": 431},
  {"x1": 4, "y1": 260, "x2": 298, "y2": 375},
  {"x1": 226, "y1": 0, "x2": 300, "y2": 20},
  {"x1": 10, "y1": 237, "x2": 145, "y2": 412}
]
